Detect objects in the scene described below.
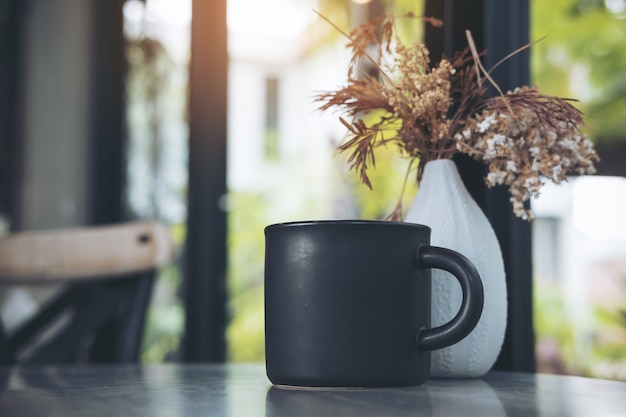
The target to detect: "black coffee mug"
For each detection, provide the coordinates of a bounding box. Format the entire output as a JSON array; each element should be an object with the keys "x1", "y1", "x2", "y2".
[{"x1": 264, "y1": 220, "x2": 484, "y2": 388}]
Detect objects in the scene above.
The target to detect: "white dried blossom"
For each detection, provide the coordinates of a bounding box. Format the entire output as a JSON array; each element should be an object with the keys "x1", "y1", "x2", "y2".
[
  {"x1": 477, "y1": 113, "x2": 497, "y2": 133},
  {"x1": 487, "y1": 134, "x2": 506, "y2": 149},
  {"x1": 506, "y1": 161, "x2": 517, "y2": 172},
  {"x1": 486, "y1": 172, "x2": 502, "y2": 185},
  {"x1": 454, "y1": 87, "x2": 599, "y2": 219},
  {"x1": 559, "y1": 138, "x2": 576, "y2": 150}
]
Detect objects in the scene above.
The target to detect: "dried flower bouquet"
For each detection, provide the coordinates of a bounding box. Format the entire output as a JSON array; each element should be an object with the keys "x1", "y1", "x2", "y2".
[{"x1": 316, "y1": 13, "x2": 599, "y2": 220}]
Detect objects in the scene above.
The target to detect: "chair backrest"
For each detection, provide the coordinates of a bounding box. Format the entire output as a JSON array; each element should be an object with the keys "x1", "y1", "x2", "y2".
[
  {"x1": 0, "y1": 221, "x2": 174, "y2": 283},
  {"x1": 0, "y1": 221, "x2": 175, "y2": 364}
]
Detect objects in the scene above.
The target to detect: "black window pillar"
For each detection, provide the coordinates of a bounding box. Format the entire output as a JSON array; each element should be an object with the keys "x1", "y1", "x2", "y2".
[
  {"x1": 89, "y1": 0, "x2": 127, "y2": 225},
  {"x1": 184, "y1": 0, "x2": 228, "y2": 362},
  {"x1": 424, "y1": 0, "x2": 535, "y2": 372},
  {"x1": 0, "y1": 0, "x2": 26, "y2": 228}
]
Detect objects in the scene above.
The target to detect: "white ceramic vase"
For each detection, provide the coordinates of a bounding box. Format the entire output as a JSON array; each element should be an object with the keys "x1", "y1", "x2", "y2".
[{"x1": 404, "y1": 159, "x2": 507, "y2": 377}]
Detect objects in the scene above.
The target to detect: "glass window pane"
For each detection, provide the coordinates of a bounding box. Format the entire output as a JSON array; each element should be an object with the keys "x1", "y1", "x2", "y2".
[
  {"x1": 226, "y1": 0, "x2": 424, "y2": 362},
  {"x1": 124, "y1": 0, "x2": 191, "y2": 362},
  {"x1": 531, "y1": 0, "x2": 626, "y2": 380}
]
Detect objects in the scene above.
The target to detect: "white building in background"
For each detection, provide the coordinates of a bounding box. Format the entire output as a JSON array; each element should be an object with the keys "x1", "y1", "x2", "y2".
[
  {"x1": 226, "y1": 0, "x2": 355, "y2": 222},
  {"x1": 532, "y1": 176, "x2": 626, "y2": 363}
]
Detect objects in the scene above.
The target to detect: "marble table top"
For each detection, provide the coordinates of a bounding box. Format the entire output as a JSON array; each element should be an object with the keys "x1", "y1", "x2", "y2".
[{"x1": 1, "y1": 363, "x2": 624, "y2": 416}]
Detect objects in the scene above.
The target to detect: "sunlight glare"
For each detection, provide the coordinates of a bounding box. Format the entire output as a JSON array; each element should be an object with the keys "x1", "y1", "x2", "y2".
[
  {"x1": 146, "y1": 0, "x2": 191, "y2": 25},
  {"x1": 228, "y1": 0, "x2": 319, "y2": 39},
  {"x1": 573, "y1": 176, "x2": 626, "y2": 240},
  {"x1": 605, "y1": 0, "x2": 626, "y2": 14}
]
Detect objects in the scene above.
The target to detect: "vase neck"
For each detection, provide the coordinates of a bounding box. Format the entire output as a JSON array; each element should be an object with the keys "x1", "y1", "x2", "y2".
[
  {"x1": 420, "y1": 159, "x2": 460, "y2": 183},
  {"x1": 415, "y1": 159, "x2": 474, "y2": 201}
]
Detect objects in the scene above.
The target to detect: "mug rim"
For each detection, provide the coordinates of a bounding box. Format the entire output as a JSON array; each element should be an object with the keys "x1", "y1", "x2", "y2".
[{"x1": 265, "y1": 220, "x2": 431, "y2": 233}]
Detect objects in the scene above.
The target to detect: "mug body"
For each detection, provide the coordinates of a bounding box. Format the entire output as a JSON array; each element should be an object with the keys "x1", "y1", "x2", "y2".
[{"x1": 264, "y1": 220, "x2": 432, "y2": 387}]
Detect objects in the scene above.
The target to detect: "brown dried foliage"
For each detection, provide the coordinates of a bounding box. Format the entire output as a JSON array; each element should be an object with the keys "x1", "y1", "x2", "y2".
[{"x1": 316, "y1": 13, "x2": 599, "y2": 220}]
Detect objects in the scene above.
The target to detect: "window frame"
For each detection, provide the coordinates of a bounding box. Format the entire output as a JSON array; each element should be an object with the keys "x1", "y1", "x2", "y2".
[{"x1": 184, "y1": 0, "x2": 534, "y2": 369}]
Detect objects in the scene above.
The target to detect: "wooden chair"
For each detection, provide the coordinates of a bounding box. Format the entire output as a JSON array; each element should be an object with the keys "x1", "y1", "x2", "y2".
[{"x1": 0, "y1": 221, "x2": 175, "y2": 364}]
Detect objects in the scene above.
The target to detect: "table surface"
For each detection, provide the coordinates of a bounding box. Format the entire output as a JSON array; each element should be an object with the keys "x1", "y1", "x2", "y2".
[{"x1": 0, "y1": 363, "x2": 625, "y2": 417}]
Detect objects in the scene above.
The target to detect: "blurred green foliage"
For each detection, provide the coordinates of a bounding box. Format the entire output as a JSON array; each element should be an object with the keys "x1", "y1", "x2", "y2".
[
  {"x1": 533, "y1": 280, "x2": 579, "y2": 373},
  {"x1": 531, "y1": 0, "x2": 626, "y2": 144},
  {"x1": 141, "y1": 223, "x2": 186, "y2": 362},
  {"x1": 226, "y1": 193, "x2": 267, "y2": 362},
  {"x1": 534, "y1": 278, "x2": 626, "y2": 380},
  {"x1": 590, "y1": 301, "x2": 626, "y2": 380}
]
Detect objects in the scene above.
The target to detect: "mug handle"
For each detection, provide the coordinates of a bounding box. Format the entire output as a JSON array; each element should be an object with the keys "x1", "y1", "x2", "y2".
[{"x1": 415, "y1": 245, "x2": 484, "y2": 351}]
